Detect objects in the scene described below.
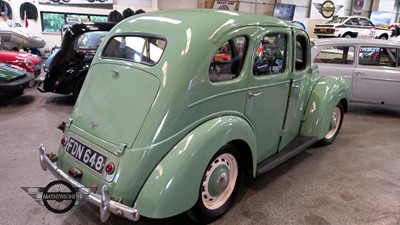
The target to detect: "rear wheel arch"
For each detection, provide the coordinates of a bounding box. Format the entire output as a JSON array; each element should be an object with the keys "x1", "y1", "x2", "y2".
[
  {"x1": 134, "y1": 116, "x2": 257, "y2": 219},
  {"x1": 342, "y1": 32, "x2": 353, "y2": 38},
  {"x1": 229, "y1": 139, "x2": 254, "y2": 177},
  {"x1": 378, "y1": 34, "x2": 388, "y2": 40}
]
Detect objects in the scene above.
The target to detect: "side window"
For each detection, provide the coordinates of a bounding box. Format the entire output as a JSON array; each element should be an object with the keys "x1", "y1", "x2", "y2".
[
  {"x1": 295, "y1": 35, "x2": 308, "y2": 71},
  {"x1": 209, "y1": 36, "x2": 248, "y2": 83},
  {"x1": 314, "y1": 46, "x2": 355, "y2": 64},
  {"x1": 359, "y1": 19, "x2": 370, "y2": 27},
  {"x1": 253, "y1": 33, "x2": 286, "y2": 76},
  {"x1": 359, "y1": 47, "x2": 396, "y2": 67},
  {"x1": 346, "y1": 18, "x2": 359, "y2": 25}
]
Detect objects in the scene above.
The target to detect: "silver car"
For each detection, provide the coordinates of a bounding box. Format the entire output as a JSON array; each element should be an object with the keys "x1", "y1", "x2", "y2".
[{"x1": 311, "y1": 38, "x2": 400, "y2": 106}]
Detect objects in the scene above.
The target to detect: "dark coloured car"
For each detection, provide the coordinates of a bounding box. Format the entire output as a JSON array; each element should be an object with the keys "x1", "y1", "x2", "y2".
[
  {"x1": 0, "y1": 63, "x2": 34, "y2": 97},
  {"x1": 37, "y1": 22, "x2": 115, "y2": 99}
]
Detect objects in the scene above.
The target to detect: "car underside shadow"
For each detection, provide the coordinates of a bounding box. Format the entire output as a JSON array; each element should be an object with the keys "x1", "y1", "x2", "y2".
[
  {"x1": 348, "y1": 103, "x2": 400, "y2": 118},
  {"x1": 44, "y1": 94, "x2": 76, "y2": 106}
]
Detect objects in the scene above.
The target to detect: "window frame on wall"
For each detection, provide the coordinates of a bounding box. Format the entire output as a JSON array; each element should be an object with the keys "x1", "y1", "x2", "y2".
[{"x1": 40, "y1": 11, "x2": 108, "y2": 33}]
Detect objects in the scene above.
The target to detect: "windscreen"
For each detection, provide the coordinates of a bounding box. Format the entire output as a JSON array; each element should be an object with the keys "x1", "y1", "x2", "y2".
[{"x1": 102, "y1": 35, "x2": 166, "y2": 66}]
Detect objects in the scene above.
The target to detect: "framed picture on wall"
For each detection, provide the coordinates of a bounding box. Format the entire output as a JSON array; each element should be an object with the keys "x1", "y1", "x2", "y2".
[{"x1": 273, "y1": 3, "x2": 296, "y2": 21}]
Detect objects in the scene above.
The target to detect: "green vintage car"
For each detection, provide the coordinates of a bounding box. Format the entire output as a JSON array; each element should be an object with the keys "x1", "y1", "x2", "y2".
[
  {"x1": 39, "y1": 9, "x2": 350, "y2": 223},
  {"x1": 0, "y1": 63, "x2": 34, "y2": 97}
]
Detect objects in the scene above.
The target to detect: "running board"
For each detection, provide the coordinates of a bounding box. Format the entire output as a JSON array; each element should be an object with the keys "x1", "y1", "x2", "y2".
[{"x1": 256, "y1": 136, "x2": 318, "y2": 176}]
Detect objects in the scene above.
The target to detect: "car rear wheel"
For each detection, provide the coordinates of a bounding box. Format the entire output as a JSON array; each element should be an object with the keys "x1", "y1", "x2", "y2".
[
  {"x1": 378, "y1": 35, "x2": 388, "y2": 40},
  {"x1": 189, "y1": 144, "x2": 242, "y2": 224},
  {"x1": 318, "y1": 102, "x2": 344, "y2": 146},
  {"x1": 342, "y1": 33, "x2": 353, "y2": 38}
]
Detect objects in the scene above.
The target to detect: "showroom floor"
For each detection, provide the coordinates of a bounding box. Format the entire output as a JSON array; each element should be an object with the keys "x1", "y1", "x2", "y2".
[{"x1": 1, "y1": 87, "x2": 400, "y2": 225}]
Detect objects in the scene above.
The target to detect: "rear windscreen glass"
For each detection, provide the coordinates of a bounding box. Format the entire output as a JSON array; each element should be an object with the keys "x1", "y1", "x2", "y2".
[
  {"x1": 102, "y1": 36, "x2": 166, "y2": 66},
  {"x1": 76, "y1": 31, "x2": 108, "y2": 50}
]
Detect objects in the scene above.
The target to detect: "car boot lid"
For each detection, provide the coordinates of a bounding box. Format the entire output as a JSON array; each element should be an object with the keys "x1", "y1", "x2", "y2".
[{"x1": 71, "y1": 63, "x2": 160, "y2": 150}]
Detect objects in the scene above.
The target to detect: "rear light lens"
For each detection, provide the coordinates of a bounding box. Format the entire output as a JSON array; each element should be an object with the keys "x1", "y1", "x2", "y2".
[
  {"x1": 68, "y1": 168, "x2": 82, "y2": 178},
  {"x1": 105, "y1": 163, "x2": 115, "y2": 174},
  {"x1": 61, "y1": 136, "x2": 68, "y2": 146}
]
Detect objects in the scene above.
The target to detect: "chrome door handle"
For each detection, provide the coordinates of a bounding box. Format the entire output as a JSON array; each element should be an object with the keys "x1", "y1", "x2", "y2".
[
  {"x1": 292, "y1": 84, "x2": 300, "y2": 89},
  {"x1": 354, "y1": 71, "x2": 364, "y2": 76},
  {"x1": 248, "y1": 91, "x2": 263, "y2": 97}
]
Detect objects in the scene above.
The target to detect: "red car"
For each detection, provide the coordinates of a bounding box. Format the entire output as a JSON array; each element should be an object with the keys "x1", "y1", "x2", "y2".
[{"x1": 0, "y1": 50, "x2": 42, "y2": 78}]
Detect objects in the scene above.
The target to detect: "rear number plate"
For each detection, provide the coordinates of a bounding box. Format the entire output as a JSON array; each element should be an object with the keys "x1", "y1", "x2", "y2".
[{"x1": 65, "y1": 137, "x2": 108, "y2": 174}]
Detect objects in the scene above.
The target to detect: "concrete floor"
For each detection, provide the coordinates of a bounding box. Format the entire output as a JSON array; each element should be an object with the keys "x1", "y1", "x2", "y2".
[{"x1": 1, "y1": 87, "x2": 400, "y2": 225}]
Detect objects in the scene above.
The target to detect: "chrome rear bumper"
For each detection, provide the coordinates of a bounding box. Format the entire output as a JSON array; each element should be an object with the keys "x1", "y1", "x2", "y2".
[{"x1": 38, "y1": 144, "x2": 140, "y2": 222}]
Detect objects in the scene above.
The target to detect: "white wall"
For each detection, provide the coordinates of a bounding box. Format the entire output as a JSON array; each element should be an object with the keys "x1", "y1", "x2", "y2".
[
  {"x1": 7, "y1": 0, "x2": 157, "y2": 53},
  {"x1": 7, "y1": 0, "x2": 400, "y2": 53}
]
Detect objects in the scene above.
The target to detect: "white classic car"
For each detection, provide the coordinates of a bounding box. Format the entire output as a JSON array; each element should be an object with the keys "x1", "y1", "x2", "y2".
[
  {"x1": 312, "y1": 38, "x2": 400, "y2": 107},
  {"x1": 314, "y1": 16, "x2": 392, "y2": 39}
]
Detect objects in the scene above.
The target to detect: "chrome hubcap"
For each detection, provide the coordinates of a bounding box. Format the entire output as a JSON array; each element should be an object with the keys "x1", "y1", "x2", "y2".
[
  {"x1": 202, "y1": 153, "x2": 238, "y2": 210},
  {"x1": 325, "y1": 106, "x2": 341, "y2": 139},
  {"x1": 208, "y1": 165, "x2": 229, "y2": 196}
]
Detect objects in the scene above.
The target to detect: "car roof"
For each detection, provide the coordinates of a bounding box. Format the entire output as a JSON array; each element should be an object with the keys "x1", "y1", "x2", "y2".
[
  {"x1": 311, "y1": 38, "x2": 400, "y2": 47},
  {"x1": 111, "y1": 9, "x2": 296, "y2": 43}
]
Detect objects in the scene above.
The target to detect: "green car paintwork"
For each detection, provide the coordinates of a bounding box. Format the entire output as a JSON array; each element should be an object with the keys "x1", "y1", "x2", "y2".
[
  {"x1": 0, "y1": 63, "x2": 33, "y2": 96},
  {"x1": 51, "y1": 9, "x2": 350, "y2": 220}
]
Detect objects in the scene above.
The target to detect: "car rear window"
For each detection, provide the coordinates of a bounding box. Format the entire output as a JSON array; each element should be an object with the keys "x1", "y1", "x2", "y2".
[
  {"x1": 76, "y1": 31, "x2": 108, "y2": 50},
  {"x1": 102, "y1": 36, "x2": 166, "y2": 66}
]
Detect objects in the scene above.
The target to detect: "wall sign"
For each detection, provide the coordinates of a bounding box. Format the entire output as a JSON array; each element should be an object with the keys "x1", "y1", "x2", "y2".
[
  {"x1": 310, "y1": 0, "x2": 345, "y2": 19},
  {"x1": 213, "y1": 1, "x2": 238, "y2": 11}
]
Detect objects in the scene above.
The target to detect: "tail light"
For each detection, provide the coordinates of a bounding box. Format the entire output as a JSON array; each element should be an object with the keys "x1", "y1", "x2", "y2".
[
  {"x1": 105, "y1": 163, "x2": 115, "y2": 174},
  {"x1": 61, "y1": 136, "x2": 68, "y2": 146}
]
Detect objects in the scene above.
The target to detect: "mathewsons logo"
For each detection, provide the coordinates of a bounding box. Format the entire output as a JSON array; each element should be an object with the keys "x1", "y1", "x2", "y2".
[{"x1": 21, "y1": 180, "x2": 92, "y2": 213}]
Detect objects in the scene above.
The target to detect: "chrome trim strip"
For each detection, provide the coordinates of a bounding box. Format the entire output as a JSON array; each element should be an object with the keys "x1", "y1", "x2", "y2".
[
  {"x1": 360, "y1": 77, "x2": 400, "y2": 82},
  {"x1": 38, "y1": 144, "x2": 140, "y2": 222}
]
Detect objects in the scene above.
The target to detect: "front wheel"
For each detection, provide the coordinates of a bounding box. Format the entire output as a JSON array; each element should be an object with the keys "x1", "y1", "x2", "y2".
[
  {"x1": 189, "y1": 144, "x2": 242, "y2": 224},
  {"x1": 318, "y1": 102, "x2": 344, "y2": 146}
]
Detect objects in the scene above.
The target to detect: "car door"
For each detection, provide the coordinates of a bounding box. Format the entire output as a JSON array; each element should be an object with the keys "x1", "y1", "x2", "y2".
[
  {"x1": 278, "y1": 30, "x2": 312, "y2": 150},
  {"x1": 358, "y1": 18, "x2": 374, "y2": 38},
  {"x1": 245, "y1": 27, "x2": 291, "y2": 161},
  {"x1": 352, "y1": 46, "x2": 400, "y2": 106}
]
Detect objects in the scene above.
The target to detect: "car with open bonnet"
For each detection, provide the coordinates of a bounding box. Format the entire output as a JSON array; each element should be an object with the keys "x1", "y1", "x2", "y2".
[{"x1": 39, "y1": 9, "x2": 350, "y2": 224}]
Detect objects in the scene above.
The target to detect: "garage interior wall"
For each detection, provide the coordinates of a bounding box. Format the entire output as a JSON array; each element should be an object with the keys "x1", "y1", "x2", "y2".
[
  {"x1": 6, "y1": 0, "x2": 400, "y2": 52},
  {"x1": 9, "y1": 0, "x2": 156, "y2": 52}
]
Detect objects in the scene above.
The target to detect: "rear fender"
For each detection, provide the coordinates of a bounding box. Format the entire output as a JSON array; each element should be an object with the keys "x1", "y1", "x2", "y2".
[
  {"x1": 134, "y1": 116, "x2": 256, "y2": 219},
  {"x1": 300, "y1": 76, "x2": 349, "y2": 139}
]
